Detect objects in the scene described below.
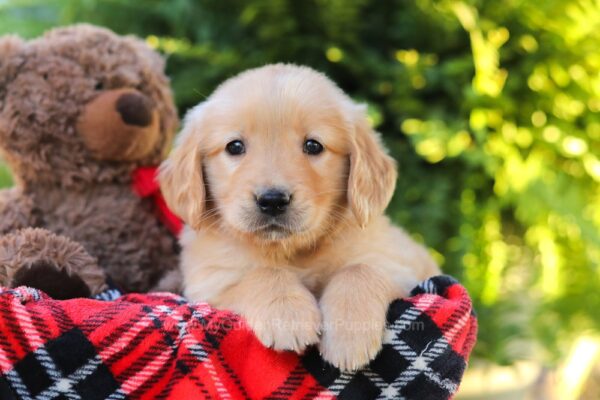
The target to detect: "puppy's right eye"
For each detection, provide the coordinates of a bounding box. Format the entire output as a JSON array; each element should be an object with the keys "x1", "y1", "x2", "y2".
[{"x1": 225, "y1": 140, "x2": 245, "y2": 155}]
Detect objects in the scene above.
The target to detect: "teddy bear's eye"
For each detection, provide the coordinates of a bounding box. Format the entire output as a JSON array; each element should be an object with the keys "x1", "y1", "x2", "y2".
[{"x1": 95, "y1": 82, "x2": 104, "y2": 90}]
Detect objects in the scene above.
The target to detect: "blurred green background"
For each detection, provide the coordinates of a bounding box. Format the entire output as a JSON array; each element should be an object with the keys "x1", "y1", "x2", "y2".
[{"x1": 1, "y1": 0, "x2": 600, "y2": 397}]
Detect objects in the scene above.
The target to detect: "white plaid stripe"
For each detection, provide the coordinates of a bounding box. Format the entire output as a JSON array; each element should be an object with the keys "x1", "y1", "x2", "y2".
[
  {"x1": 183, "y1": 336, "x2": 210, "y2": 360},
  {"x1": 94, "y1": 289, "x2": 121, "y2": 301},
  {"x1": 319, "y1": 371, "x2": 353, "y2": 396},
  {"x1": 411, "y1": 293, "x2": 438, "y2": 312},
  {"x1": 12, "y1": 288, "x2": 41, "y2": 303},
  {"x1": 105, "y1": 390, "x2": 129, "y2": 400},
  {"x1": 361, "y1": 370, "x2": 402, "y2": 399},
  {"x1": 201, "y1": 356, "x2": 232, "y2": 399},
  {"x1": 418, "y1": 279, "x2": 437, "y2": 294},
  {"x1": 3, "y1": 368, "x2": 34, "y2": 400},
  {"x1": 392, "y1": 339, "x2": 449, "y2": 385}
]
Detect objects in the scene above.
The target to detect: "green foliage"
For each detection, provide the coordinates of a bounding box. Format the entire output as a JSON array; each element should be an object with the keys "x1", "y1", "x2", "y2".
[
  {"x1": 1, "y1": 0, "x2": 599, "y2": 365},
  {"x1": 0, "y1": 161, "x2": 11, "y2": 188}
]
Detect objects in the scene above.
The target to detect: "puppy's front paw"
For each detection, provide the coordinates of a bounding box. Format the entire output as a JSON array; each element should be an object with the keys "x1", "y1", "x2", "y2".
[
  {"x1": 319, "y1": 264, "x2": 394, "y2": 371},
  {"x1": 319, "y1": 306, "x2": 386, "y2": 371},
  {"x1": 246, "y1": 290, "x2": 322, "y2": 353}
]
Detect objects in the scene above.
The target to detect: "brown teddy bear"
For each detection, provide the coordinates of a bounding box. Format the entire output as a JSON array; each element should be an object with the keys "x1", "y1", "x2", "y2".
[{"x1": 0, "y1": 24, "x2": 182, "y2": 294}]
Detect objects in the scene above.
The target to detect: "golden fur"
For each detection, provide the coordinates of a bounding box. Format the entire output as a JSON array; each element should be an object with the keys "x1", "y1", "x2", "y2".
[{"x1": 160, "y1": 64, "x2": 439, "y2": 370}]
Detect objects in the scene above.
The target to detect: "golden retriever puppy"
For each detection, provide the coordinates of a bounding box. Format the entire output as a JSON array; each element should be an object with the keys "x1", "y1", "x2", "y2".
[{"x1": 159, "y1": 64, "x2": 439, "y2": 371}]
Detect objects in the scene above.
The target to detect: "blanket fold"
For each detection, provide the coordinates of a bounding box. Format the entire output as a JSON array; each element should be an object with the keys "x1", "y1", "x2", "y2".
[{"x1": 0, "y1": 275, "x2": 476, "y2": 399}]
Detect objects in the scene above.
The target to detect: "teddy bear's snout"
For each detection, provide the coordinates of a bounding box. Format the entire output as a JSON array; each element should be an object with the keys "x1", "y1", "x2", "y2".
[
  {"x1": 116, "y1": 92, "x2": 154, "y2": 127},
  {"x1": 76, "y1": 88, "x2": 161, "y2": 161}
]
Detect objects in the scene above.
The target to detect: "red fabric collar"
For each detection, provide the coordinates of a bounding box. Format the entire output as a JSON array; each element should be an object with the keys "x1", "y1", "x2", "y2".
[{"x1": 131, "y1": 166, "x2": 183, "y2": 236}]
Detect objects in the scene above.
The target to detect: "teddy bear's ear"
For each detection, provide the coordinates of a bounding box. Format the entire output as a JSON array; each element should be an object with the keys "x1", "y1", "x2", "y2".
[
  {"x1": 124, "y1": 35, "x2": 166, "y2": 72},
  {"x1": 0, "y1": 35, "x2": 24, "y2": 69},
  {"x1": 0, "y1": 35, "x2": 25, "y2": 101}
]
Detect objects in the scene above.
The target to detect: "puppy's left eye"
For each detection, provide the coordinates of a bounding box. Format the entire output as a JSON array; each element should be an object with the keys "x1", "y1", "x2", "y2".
[
  {"x1": 303, "y1": 139, "x2": 324, "y2": 155},
  {"x1": 226, "y1": 140, "x2": 246, "y2": 156}
]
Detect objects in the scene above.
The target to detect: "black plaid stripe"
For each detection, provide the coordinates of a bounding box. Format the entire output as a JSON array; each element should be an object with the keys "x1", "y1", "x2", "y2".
[
  {"x1": 45, "y1": 300, "x2": 75, "y2": 334},
  {"x1": 214, "y1": 346, "x2": 250, "y2": 399},
  {"x1": 338, "y1": 373, "x2": 380, "y2": 400},
  {"x1": 0, "y1": 374, "x2": 18, "y2": 399},
  {"x1": 85, "y1": 306, "x2": 148, "y2": 353},
  {"x1": 265, "y1": 360, "x2": 307, "y2": 400},
  {"x1": 3, "y1": 328, "x2": 123, "y2": 400},
  {"x1": 439, "y1": 298, "x2": 472, "y2": 339},
  {"x1": 0, "y1": 301, "x2": 34, "y2": 358},
  {"x1": 301, "y1": 346, "x2": 341, "y2": 388},
  {"x1": 410, "y1": 276, "x2": 457, "y2": 297},
  {"x1": 81, "y1": 302, "x2": 133, "y2": 332}
]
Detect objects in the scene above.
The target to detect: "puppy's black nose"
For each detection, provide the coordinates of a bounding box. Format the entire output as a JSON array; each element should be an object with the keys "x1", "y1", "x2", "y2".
[{"x1": 256, "y1": 189, "x2": 291, "y2": 216}]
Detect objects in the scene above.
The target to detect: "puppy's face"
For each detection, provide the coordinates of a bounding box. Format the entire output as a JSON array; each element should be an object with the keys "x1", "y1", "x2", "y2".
[
  {"x1": 160, "y1": 65, "x2": 397, "y2": 249},
  {"x1": 199, "y1": 73, "x2": 352, "y2": 243}
]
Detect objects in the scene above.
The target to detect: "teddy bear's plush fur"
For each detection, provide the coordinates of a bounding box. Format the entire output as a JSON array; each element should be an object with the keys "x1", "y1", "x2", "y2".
[{"x1": 0, "y1": 25, "x2": 181, "y2": 293}]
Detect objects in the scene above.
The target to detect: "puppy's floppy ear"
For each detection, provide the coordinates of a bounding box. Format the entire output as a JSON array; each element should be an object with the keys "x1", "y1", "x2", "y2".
[
  {"x1": 159, "y1": 104, "x2": 206, "y2": 230},
  {"x1": 347, "y1": 105, "x2": 397, "y2": 227}
]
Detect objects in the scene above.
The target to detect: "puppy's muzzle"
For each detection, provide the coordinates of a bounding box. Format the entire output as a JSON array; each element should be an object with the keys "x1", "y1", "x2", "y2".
[{"x1": 255, "y1": 188, "x2": 291, "y2": 217}]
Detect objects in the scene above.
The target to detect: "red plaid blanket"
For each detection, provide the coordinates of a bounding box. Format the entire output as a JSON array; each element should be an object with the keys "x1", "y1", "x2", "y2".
[{"x1": 0, "y1": 276, "x2": 476, "y2": 399}]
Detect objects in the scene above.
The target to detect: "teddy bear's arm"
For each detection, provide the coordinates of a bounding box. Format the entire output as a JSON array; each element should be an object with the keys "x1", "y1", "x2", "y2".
[{"x1": 0, "y1": 188, "x2": 39, "y2": 234}]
